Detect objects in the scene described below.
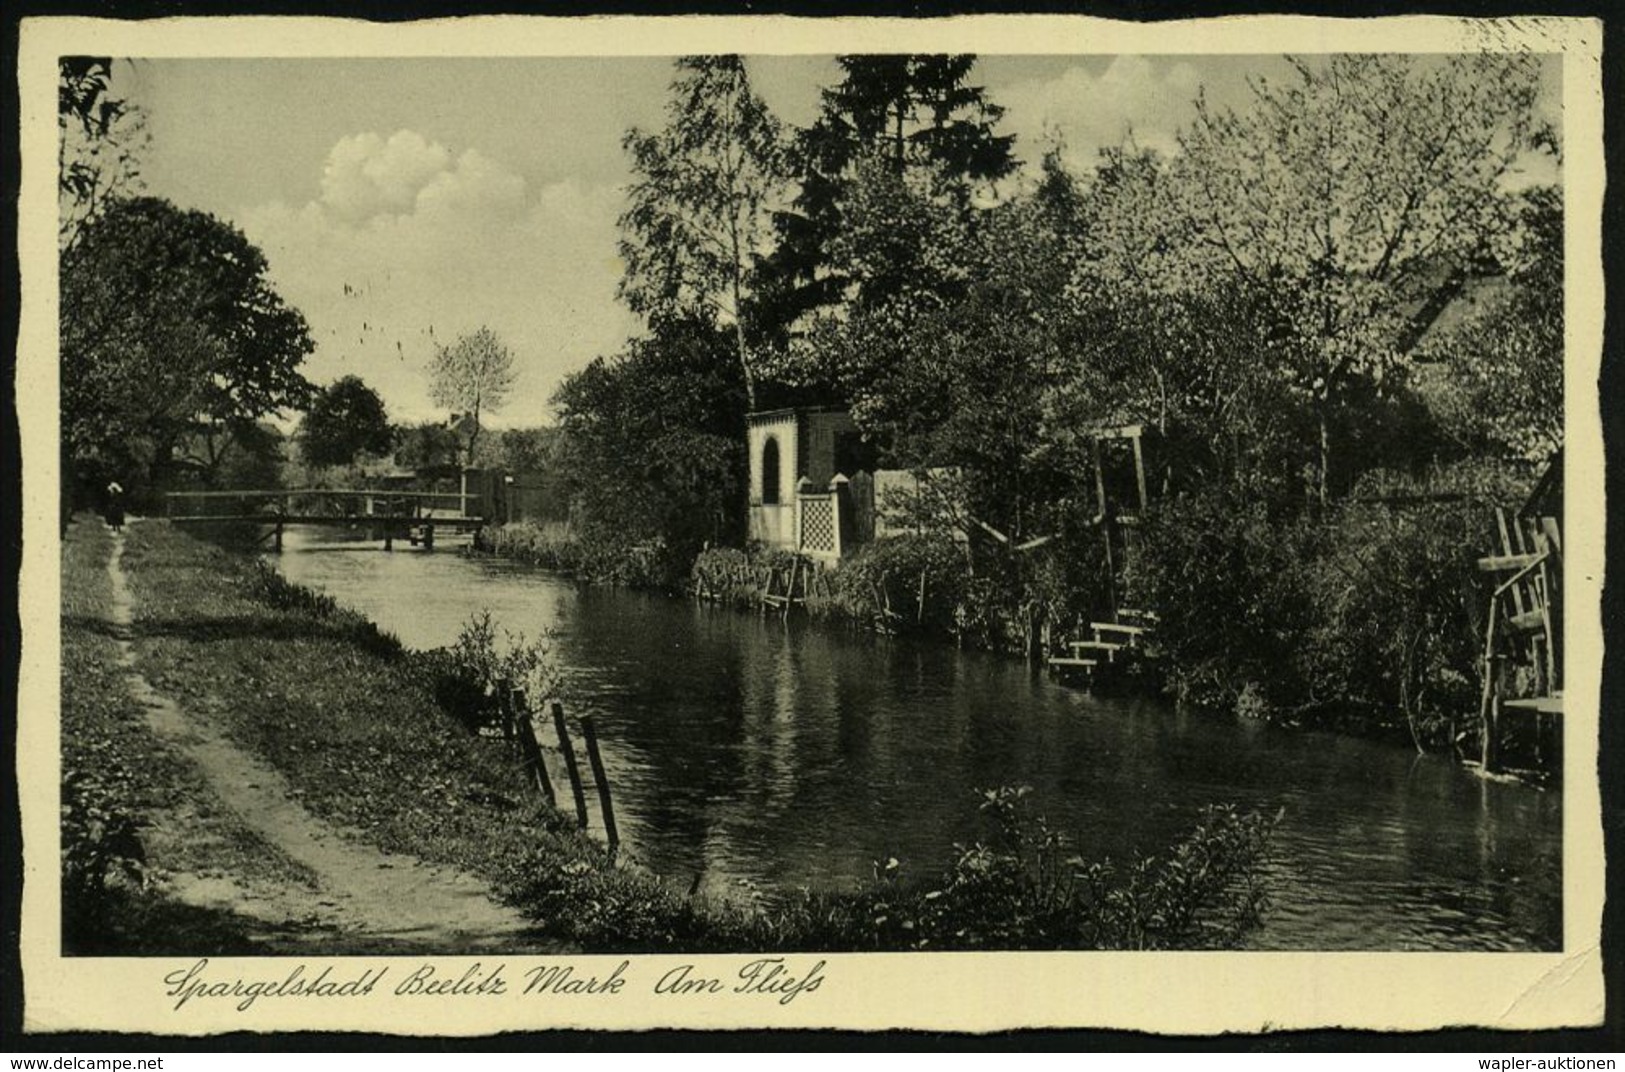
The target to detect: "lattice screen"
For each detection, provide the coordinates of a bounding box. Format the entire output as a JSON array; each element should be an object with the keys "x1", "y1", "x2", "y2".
[{"x1": 800, "y1": 497, "x2": 836, "y2": 553}]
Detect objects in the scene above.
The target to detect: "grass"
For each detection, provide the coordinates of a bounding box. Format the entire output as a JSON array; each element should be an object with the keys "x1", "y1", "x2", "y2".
[{"x1": 59, "y1": 518, "x2": 320, "y2": 954}]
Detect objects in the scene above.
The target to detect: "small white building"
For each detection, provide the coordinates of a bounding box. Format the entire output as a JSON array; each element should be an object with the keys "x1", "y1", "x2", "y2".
[{"x1": 747, "y1": 407, "x2": 870, "y2": 560}]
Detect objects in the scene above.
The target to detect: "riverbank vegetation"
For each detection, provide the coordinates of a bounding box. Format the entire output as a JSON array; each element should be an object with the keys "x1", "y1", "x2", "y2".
[
  {"x1": 527, "y1": 53, "x2": 1560, "y2": 753},
  {"x1": 72, "y1": 519, "x2": 1278, "y2": 952}
]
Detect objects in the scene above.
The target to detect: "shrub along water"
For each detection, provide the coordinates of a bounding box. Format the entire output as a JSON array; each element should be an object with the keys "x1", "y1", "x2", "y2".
[
  {"x1": 1128, "y1": 462, "x2": 1535, "y2": 748},
  {"x1": 478, "y1": 520, "x2": 671, "y2": 589}
]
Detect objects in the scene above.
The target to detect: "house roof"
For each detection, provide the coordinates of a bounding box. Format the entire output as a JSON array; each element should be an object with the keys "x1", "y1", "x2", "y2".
[{"x1": 746, "y1": 406, "x2": 851, "y2": 425}]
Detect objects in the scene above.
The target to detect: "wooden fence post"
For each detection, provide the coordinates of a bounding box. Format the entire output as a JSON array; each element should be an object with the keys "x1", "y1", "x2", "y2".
[
  {"x1": 579, "y1": 715, "x2": 619, "y2": 854},
  {"x1": 1481, "y1": 655, "x2": 1504, "y2": 774},
  {"x1": 512, "y1": 689, "x2": 556, "y2": 808},
  {"x1": 551, "y1": 701, "x2": 590, "y2": 829},
  {"x1": 496, "y1": 678, "x2": 515, "y2": 750}
]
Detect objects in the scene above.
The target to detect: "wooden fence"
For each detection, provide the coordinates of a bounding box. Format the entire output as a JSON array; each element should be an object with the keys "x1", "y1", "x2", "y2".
[{"x1": 494, "y1": 681, "x2": 618, "y2": 854}]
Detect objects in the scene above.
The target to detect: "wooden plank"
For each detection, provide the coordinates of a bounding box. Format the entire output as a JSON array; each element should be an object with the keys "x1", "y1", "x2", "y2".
[
  {"x1": 1117, "y1": 607, "x2": 1161, "y2": 623},
  {"x1": 1475, "y1": 553, "x2": 1545, "y2": 572},
  {"x1": 551, "y1": 702, "x2": 590, "y2": 830},
  {"x1": 579, "y1": 715, "x2": 619, "y2": 853},
  {"x1": 1071, "y1": 640, "x2": 1125, "y2": 653},
  {"x1": 1094, "y1": 435, "x2": 1117, "y2": 618},
  {"x1": 169, "y1": 514, "x2": 484, "y2": 526},
  {"x1": 1503, "y1": 696, "x2": 1564, "y2": 715},
  {"x1": 1091, "y1": 622, "x2": 1147, "y2": 637},
  {"x1": 1507, "y1": 608, "x2": 1547, "y2": 633},
  {"x1": 1082, "y1": 422, "x2": 1144, "y2": 439},
  {"x1": 1517, "y1": 515, "x2": 1546, "y2": 618},
  {"x1": 1131, "y1": 433, "x2": 1148, "y2": 512},
  {"x1": 1047, "y1": 657, "x2": 1098, "y2": 668},
  {"x1": 165, "y1": 488, "x2": 464, "y2": 500},
  {"x1": 1540, "y1": 516, "x2": 1563, "y2": 556},
  {"x1": 1495, "y1": 509, "x2": 1529, "y2": 616}
]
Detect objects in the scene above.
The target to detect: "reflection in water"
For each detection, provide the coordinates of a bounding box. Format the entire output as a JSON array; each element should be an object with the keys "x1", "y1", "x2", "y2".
[{"x1": 272, "y1": 528, "x2": 1562, "y2": 950}]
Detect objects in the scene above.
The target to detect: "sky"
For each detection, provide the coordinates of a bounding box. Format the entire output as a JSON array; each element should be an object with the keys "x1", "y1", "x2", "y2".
[{"x1": 109, "y1": 53, "x2": 1560, "y2": 429}]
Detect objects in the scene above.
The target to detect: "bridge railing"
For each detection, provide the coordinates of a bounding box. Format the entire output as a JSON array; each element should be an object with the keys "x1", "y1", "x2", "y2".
[{"x1": 164, "y1": 488, "x2": 478, "y2": 522}]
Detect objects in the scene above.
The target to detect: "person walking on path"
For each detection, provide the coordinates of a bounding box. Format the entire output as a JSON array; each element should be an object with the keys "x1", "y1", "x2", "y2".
[{"x1": 103, "y1": 480, "x2": 125, "y2": 530}]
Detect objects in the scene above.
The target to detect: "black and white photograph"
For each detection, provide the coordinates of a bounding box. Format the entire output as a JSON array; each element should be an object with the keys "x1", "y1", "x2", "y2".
[{"x1": 17, "y1": 14, "x2": 1607, "y2": 1035}]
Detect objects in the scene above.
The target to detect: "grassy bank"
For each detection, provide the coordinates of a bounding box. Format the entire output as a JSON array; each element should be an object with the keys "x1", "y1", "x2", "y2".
[
  {"x1": 118, "y1": 521, "x2": 615, "y2": 934},
  {"x1": 60, "y1": 520, "x2": 320, "y2": 953},
  {"x1": 86, "y1": 520, "x2": 1277, "y2": 952}
]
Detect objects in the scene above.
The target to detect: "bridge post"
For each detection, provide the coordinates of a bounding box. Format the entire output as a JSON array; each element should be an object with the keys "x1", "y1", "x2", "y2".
[
  {"x1": 423, "y1": 522, "x2": 435, "y2": 551},
  {"x1": 384, "y1": 525, "x2": 393, "y2": 552},
  {"x1": 273, "y1": 520, "x2": 284, "y2": 553}
]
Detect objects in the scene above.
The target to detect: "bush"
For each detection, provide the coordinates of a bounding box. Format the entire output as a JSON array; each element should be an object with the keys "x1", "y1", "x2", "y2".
[
  {"x1": 825, "y1": 535, "x2": 969, "y2": 635},
  {"x1": 1128, "y1": 487, "x2": 1321, "y2": 715},
  {"x1": 1295, "y1": 497, "x2": 1487, "y2": 746},
  {"x1": 419, "y1": 609, "x2": 561, "y2": 733},
  {"x1": 1132, "y1": 466, "x2": 1519, "y2": 746},
  {"x1": 61, "y1": 768, "x2": 149, "y2": 939},
  {"x1": 493, "y1": 784, "x2": 1278, "y2": 953},
  {"x1": 728, "y1": 788, "x2": 1279, "y2": 952}
]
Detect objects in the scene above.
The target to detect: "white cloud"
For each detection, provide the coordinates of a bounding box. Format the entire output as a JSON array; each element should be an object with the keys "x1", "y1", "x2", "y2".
[
  {"x1": 320, "y1": 130, "x2": 449, "y2": 221},
  {"x1": 1000, "y1": 56, "x2": 1205, "y2": 173},
  {"x1": 239, "y1": 131, "x2": 637, "y2": 426}
]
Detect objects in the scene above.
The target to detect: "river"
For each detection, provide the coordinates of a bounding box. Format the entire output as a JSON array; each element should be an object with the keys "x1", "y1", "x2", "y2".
[{"x1": 270, "y1": 527, "x2": 1562, "y2": 951}]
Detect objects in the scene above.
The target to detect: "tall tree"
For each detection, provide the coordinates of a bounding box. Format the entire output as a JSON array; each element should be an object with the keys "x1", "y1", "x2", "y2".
[
  {"x1": 298, "y1": 375, "x2": 394, "y2": 468},
  {"x1": 1065, "y1": 145, "x2": 1306, "y2": 497},
  {"x1": 757, "y1": 54, "x2": 1017, "y2": 335},
  {"x1": 428, "y1": 326, "x2": 516, "y2": 466},
  {"x1": 552, "y1": 316, "x2": 747, "y2": 572},
  {"x1": 60, "y1": 196, "x2": 315, "y2": 495},
  {"x1": 59, "y1": 58, "x2": 148, "y2": 252},
  {"x1": 1171, "y1": 54, "x2": 1546, "y2": 503},
  {"x1": 618, "y1": 55, "x2": 790, "y2": 410}
]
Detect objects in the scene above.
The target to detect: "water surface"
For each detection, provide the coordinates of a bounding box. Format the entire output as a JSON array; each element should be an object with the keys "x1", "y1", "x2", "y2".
[{"x1": 272, "y1": 528, "x2": 1562, "y2": 950}]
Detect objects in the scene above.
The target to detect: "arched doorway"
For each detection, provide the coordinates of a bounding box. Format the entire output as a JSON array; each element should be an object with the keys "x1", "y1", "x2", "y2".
[{"x1": 761, "y1": 436, "x2": 781, "y2": 504}]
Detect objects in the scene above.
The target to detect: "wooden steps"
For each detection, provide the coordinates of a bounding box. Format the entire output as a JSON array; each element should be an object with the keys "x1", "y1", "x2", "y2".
[
  {"x1": 1050, "y1": 610, "x2": 1160, "y2": 685},
  {"x1": 1475, "y1": 491, "x2": 1563, "y2": 775}
]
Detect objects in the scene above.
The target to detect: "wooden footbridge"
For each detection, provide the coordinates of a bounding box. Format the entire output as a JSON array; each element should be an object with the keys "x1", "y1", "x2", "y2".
[{"x1": 163, "y1": 488, "x2": 487, "y2": 551}]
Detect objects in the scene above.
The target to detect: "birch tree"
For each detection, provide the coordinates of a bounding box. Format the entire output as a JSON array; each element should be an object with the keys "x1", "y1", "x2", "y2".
[
  {"x1": 428, "y1": 326, "x2": 516, "y2": 466},
  {"x1": 618, "y1": 55, "x2": 789, "y2": 410}
]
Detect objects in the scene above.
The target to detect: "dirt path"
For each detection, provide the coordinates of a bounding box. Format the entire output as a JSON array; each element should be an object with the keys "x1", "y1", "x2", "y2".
[{"x1": 106, "y1": 525, "x2": 548, "y2": 952}]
